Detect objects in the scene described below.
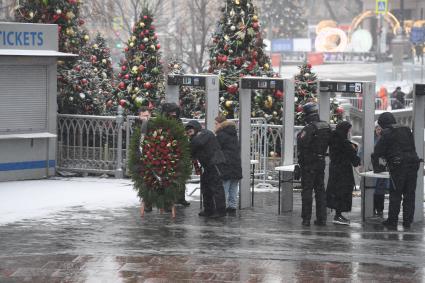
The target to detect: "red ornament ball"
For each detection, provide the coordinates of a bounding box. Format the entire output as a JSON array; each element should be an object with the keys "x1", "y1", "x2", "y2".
[
  {"x1": 274, "y1": 90, "x2": 284, "y2": 99},
  {"x1": 296, "y1": 105, "x2": 303, "y2": 112},
  {"x1": 336, "y1": 107, "x2": 344, "y2": 114},
  {"x1": 156, "y1": 44, "x2": 161, "y2": 50},
  {"x1": 121, "y1": 65, "x2": 127, "y2": 71},
  {"x1": 138, "y1": 65, "x2": 145, "y2": 72},
  {"x1": 227, "y1": 84, "x2": 238, "y2": 94},
  {"x1": 144, "y1": 82, "x2": 153, "y2": 89},
  {"x1": 124, "y1": 74, "x2": 130, "y2": 80},
  {"x1": 119, "y1": 99, "x2": 127, "y2": 107},
  {"x1": 118, "y1": 82, "x2": 126, "y2": 90}
]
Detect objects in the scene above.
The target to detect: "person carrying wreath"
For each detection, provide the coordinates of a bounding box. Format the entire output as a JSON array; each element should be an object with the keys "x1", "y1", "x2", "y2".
[{"x1": 128, "y1": 106, "x2": 191, "y2": 218}]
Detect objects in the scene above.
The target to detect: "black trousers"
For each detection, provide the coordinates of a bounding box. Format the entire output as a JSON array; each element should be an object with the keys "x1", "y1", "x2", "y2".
[
  {"x1": 388, "y1": 165, "x2": 418, "y2": 225},
  {"x1": 200, "y1": 167, "x2": 226, "y2": 214},
  {"x1": 301, "y1": 164, "x2": 327, "y2": 222}
]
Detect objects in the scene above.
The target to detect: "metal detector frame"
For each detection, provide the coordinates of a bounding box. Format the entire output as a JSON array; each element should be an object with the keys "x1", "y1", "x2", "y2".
[
  {"x1": 320, "y1": 80, "x2": 375, "y2": 221},
  {"x1": 166, "y1": 74, "x2": 219, "y2": 131},
  {"x1": 413, "y1": 83, "x2": 425, "y2": 223},
  {"x1": 239, "y1": 77, "x2": 294, "y2": 209}
]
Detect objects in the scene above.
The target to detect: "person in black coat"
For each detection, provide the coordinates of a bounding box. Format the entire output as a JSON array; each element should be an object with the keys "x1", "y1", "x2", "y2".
[
  {"x1": 372, "y1": 112, "x2": 420, "y2": 230},
  {"x1": 215, "y1": 115, "x2": 242, "y2": 213},
  {"x1": 326, "y1": 121, "x2": 361, "y2": 225},
  {"x1": 185, "y1": 120, "x2": 227, "y2": 218}
]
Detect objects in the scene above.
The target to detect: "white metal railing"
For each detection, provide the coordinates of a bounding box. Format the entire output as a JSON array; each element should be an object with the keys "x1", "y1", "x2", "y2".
[
  {"x1": 57, "y1": 113, "x2": 289, "y2": 183},
  {"x1": 339, "y1": 96, "x2": 413, "y2": 111}
]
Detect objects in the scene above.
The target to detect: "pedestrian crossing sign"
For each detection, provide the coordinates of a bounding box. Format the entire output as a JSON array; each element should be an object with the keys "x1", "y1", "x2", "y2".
[{"x1": 376, "y1": 0, "x2": 388, "y2": 14}]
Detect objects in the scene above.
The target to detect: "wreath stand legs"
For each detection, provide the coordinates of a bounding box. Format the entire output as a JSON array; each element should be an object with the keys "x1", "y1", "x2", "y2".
[
  {"x1": 171, "y1": 205, "x2": 176, "y2": 219},
  {"x1": 140, "y1": 202, "x2": 145, "y2": 217}
]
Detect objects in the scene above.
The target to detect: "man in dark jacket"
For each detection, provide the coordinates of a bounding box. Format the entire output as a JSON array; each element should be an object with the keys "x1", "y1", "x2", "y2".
[
  {"x1": 161, "y1": 102, "x2": 190, "y2": 207},
  {"x1": 297, "y1": 102, "x2": 332, "y2": 226},
  {"x1": 185, "y1": 120, "x2": 226, "y2": 218},
  {"x1": 372, "y1": 112, "x2": 420, "y2": 230},
  {"x1": 215, "y1": 115, "x2": 242, "y2": 214}
]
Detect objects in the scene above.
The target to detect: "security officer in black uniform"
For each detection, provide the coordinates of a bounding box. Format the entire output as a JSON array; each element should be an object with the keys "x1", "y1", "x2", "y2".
[
  {"x1": 297, "y1": 102, "x2": 331, "y2": 226},
  {"x1": 372, "y1": 112, "x2": 420, "y2": 230}
]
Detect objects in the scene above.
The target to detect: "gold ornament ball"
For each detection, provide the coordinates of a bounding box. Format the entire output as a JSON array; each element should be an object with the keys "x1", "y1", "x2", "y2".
[
  {"x1": 56, "y1": 9, "x2": 62, "y2": 14},
  {"x1": 29, "y1": 12, "x2": 34, "y2": 19},
  {"x1": 84, "y1": 35, "x2": 90, "y2": 41},
  {"x1": 225, "y1": 100, "x2": 233, "y2": 108},
  {"x1": 129, "y1": 42, "x2": 134, "y2": 47},
  {"x1": 143, "y1": 37, "x2": 149, "y2": 43},
  {"x1": 92, "y1": 44, "x2": 98, "y2": 49},
  {"x1": 150, "y1": 44, "x2": 156, "y2": 50},
  {"x1": 102, "y1": 59, "x2": 107, "y2": 64},
  {"x1": 131, "y1": 36, "x2": 137, "y2": 41},
  {"x1": 139, "y1": 22, "x2": 145, "y2": 28},
  {"x1": 253, "y1": 15, "x2": 258, "y2": 21},
  {"x1": 132, "y1": 66, "x2": 138, "y2": 73},
  {"x1": 264, "y1": 63, "x2": 270, "y2": 70}
]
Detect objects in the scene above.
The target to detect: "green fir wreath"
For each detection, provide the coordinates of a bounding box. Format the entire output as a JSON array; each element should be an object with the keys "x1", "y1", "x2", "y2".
[{"x1": 128, "y1": 115, "x2": 192, "y2": 209}]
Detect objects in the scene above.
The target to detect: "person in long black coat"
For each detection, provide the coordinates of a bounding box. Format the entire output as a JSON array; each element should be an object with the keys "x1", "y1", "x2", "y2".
[
  {"x1": 215, "y1": 116, "x2": 242, "y2": 213},
  {"x1": 326, "y1": 121, "x2": 361, "y2": 225}
]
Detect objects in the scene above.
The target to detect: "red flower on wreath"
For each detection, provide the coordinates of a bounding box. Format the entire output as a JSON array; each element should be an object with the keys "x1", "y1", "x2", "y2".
[{"x1": 140, "y1": 128, "x2": 182, "y2": 190}]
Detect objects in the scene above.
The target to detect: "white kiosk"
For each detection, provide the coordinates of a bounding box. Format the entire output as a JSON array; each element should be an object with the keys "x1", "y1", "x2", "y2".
[
  {"x1": 239, "y1": 77, "x2": 293, "y2": 210},
  {"x1": 0, "y1": 22, "x2": 75, "y2": 181},
  {"x1": 166, "y1": 74, "x2": 219, "y2": 131}
]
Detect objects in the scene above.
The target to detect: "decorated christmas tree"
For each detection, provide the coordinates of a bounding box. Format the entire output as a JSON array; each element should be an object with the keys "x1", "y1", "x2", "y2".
[
  {"x1": 82, "y1": 33, "x2": 115, "y2": 114},
  {"x1": 261, "y1": 0, "x2": 307, "y2": 39},
  {"x1": 294, "y1": 63, "x2": 344, "y2": 125},
  {"x1": 114, "y1": 7, "x2": 164, "y2": 115},
  {"x1": 58, "y1": 60, "x2": 113, "y2": 115},
  {"x1": 209, "y1": 0, "x2": 282, "y2": 123},
  {"x1": 83, "y1": 33, "x2": 114, "y2": 79},
  {"x1": 15, "y1": 0, "x2": 89, "y2": 55},
  {"x1": 167, "y1": 60, "x2": 206, "y2": 119}
]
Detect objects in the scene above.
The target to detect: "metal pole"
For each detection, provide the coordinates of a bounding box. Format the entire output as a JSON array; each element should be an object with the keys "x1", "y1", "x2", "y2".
[
  {"x1": 115, "y1": 106, "x2": 124, "y2": 178},
  {"x1": 361, "y1": 82, "x2": 376, "y2": 220},
  {"x1": 413, "y1": 84, "x2": 424, "y2": 222},
  {"x1": 239, "y1": 87, "x2": 252, "y2": 209},
  {"x1": 205, "y1": 76, "x2": 219, "y2": 131}
]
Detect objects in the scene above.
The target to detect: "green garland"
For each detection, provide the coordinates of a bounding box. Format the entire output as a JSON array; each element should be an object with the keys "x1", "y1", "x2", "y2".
[{"x1": 128, "y1": 116, "x2": 191, "y2": 209}]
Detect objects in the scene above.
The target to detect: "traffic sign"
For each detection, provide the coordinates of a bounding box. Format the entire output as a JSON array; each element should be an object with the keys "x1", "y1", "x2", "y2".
[{"x1": 376, "y1": 0, "x2": 388, "y2": 14}]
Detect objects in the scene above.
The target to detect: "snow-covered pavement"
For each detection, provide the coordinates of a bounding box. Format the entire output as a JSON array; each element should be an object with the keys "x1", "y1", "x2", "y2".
[{"x1": 0, "y1": 177, "x2": 201, "y2": 225}]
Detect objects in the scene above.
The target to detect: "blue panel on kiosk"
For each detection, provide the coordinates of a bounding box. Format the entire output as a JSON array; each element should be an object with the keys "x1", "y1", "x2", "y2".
[
  {"x1": 410, "y1": 27, "x2": 425, "y2": 44},
  {"x1": 271, "y1": 39, "x2": 293, "y2": 52}
]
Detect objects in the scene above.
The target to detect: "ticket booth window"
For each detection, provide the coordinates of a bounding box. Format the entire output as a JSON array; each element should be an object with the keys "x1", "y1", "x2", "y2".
[{"x1": 0, "y1": 65, "x2": 48, "y2": 133}]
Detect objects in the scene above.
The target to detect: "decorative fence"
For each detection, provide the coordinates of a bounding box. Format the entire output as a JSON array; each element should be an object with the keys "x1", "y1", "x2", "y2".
[{"x1": 57, "y1": 111, "x2": 289, "y2": 184}]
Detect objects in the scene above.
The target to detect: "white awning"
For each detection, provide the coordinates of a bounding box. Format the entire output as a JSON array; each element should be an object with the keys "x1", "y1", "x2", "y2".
[{"x1": 0, "y1": 49, "x2": 76, "y2": 57}]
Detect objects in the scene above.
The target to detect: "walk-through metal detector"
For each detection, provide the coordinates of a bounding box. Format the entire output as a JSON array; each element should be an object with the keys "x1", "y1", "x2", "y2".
[
  {"x1": 320, "y1": 80, "x2": 375, "y2": 220},
  {"x1": 413, "y1": 83, "x2": 425, "y2": 223},
  {"x1": 166, "y1": 74, "x2": 219, "y2": 131},
  {"x1": 239, "y1": 77, "x2": 293, "y2": 209}
]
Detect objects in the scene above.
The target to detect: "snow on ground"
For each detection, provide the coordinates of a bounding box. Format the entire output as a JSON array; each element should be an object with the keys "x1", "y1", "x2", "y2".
[{"x1": 0, "y1": 177, "x2": 201, "y2": 226}]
